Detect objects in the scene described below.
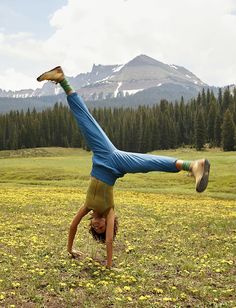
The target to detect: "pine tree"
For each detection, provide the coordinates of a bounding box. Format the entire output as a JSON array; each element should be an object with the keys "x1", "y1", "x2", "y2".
[
  {"x1": 221, "y1": 109, "x2": 235, "y2": 151},
  {"x1": 207, "y1": 102, "x2": 217, "y2": 146},
  {"x1": 194, "y1": 109, "x2": 206, "y2": 150},
  {"x1": 214, "y1": 112, "x2": 222, "y2": 147},
  {"x1": 152, "y1": 110, "x2": 161, "y2": 150},
  {"x1": 218, "y1": 88, "x2": 222, "y2": 111},
  {"x1": 201, "y1": 88, "x2": 206, "y2": 107},
  {"x1": 222, "y1": 87, "x2": 233, "y2": 113}
]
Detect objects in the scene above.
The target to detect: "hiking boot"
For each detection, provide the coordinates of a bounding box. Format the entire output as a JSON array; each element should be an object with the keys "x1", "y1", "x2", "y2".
[
  {"x1": 37, "y1": 66, "x2": 64, "y2": 83},
  {"x1": 191, "y1": 159, "x2": 210, "y2": 193}
]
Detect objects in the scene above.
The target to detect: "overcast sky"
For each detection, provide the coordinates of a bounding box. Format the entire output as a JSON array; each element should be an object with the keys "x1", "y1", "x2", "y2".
[{"x1": 0, "y1": 0, "x2": 235, "y2": 91}]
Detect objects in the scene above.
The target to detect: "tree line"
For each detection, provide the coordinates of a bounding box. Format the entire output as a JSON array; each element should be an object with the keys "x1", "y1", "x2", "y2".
[{"x1": 0, "y1": 87, "x2": 235, "y2": 152}]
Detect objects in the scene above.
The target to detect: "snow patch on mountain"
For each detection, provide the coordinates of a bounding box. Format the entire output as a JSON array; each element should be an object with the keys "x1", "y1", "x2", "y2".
[
  {"x1": 55, "y1": 87, "x2": 61, "y2": 95},
  {"x1": 95, "y1": 76, "x2": 111, "y2": 84},
  {"x1": 114, "y1": 82, "x2": 122, "y2": 97},
  {"x1": 112, "y1": 64, "x2": 124, "y2": 73},
  {"x1": 123, "y1": 89, "x2": 143, "y2": 95},
  {"x1": 169, "y1": 64, "x2": 178, "y2": 70}
]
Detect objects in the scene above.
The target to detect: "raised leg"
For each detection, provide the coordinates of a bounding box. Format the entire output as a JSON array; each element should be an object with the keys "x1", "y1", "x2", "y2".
[
  {"x1": 37, "y1": 66, "x2": 116, "y2": 156},
  {"x1": 67, "y1": 93, "x2": 116, "y2": 156}
]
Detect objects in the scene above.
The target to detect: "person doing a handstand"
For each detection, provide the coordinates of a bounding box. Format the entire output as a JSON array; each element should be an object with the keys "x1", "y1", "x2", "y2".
[{"x1": 37, "y1": 66, "x2": 210, "y2": 268}]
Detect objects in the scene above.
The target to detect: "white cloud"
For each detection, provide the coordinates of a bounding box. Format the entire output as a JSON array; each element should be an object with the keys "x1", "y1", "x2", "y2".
[
  {"x1": 0, "y1": 32, "x2": 62, "y2": 89},
  {"x1": 0, "y1": 68, "x2": 39, "y2": 91},
  {"x1": 0, "y1": 0, "x2": 236, "y2": 90},
  {"x1": 46, "y1": 0, "x2": 236, "y2": 86}
]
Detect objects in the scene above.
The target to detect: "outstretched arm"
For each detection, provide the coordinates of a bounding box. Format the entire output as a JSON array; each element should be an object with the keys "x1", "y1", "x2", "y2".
[
  {"x1": 105, "y1": 208, "x2": 115, "y2": 268},
  {"x1": 67, "y1": 204, "x2": 90, "y2": 256}
]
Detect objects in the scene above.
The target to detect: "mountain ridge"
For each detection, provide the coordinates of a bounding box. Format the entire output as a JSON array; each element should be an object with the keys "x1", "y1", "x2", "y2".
[
  {"x1": 0, "y1": 54, "x2": 234, "y2": 113},
  {"x1": 0, "y1": 54, "x2": 207, "y2": 99}
]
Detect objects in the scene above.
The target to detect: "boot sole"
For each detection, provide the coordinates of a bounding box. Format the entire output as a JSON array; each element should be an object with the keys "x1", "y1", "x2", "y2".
[
  {"x1": 37, "y1": 66, "x2": 62, "y2": 82},
  {"x1": 196, "y1": 159, "x2": 210, "y2": 193}
]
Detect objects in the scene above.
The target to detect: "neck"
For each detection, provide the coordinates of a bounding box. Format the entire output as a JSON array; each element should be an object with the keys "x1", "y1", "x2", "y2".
[{"x1": 92, "y1": 211, "x2": 103, "y2": 218}]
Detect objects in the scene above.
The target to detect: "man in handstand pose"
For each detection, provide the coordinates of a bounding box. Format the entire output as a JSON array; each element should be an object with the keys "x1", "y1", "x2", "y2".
[{"x1": 37, "y1": 66, "x2": 210, "y2": 268}]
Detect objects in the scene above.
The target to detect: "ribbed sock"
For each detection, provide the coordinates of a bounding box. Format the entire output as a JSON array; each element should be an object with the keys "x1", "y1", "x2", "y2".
[
  {"x1": 182, "y1": 160, "x2": 192, "y2": 171},
  {"x1": 60, "y1": 78, "x2": 74, "y2": 94}
]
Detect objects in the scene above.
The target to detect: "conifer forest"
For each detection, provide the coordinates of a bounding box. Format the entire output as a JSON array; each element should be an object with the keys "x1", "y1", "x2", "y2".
[{"x1": 0, "y1": 87, "x2": 235, "y2": 152}]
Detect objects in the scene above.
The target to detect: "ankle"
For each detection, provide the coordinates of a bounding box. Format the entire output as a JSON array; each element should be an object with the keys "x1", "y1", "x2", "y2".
[
  {"x1": 66, "y1": 89, "x2": 74, "y2": 96},
  {"x1": 176, "y1": 160, "x2": 192, "y2": 171},
  {"x1": 60, "y1": 78, "x2": 74, "y2": 94}
]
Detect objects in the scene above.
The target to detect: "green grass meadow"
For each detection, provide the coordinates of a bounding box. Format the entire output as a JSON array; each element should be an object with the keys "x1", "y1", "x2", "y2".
[{"x1": 0, "y1": 148, "x2": 235, "y2": 307}]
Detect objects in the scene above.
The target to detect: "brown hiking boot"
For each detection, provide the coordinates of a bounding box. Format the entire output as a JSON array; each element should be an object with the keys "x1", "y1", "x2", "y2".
[
  {"x1": 191, "y1": 159, "x2": 210, "y2": 193},
  {"x1": 37, "y1": 66, "x2": 64, "y2": 83}
]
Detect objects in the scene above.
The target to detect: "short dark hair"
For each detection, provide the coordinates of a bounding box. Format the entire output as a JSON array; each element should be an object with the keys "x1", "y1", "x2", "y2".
[{"x1": 89, "y1": 216, "x2": 118, "y2": 243}]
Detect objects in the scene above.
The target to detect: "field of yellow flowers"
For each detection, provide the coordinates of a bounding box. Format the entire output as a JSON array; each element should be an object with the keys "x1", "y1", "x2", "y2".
[{"x1": 0, "y1": 148, "x2": 235, "y2": 307}]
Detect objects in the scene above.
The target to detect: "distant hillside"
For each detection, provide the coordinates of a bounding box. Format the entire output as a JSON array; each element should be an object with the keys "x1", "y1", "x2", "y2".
[
  {"x1": 0, "y1": 84, "x2": 221, "y2": 113},
  {"x1": 0, "y1": 96, "x2": 62, "y2": 114}
]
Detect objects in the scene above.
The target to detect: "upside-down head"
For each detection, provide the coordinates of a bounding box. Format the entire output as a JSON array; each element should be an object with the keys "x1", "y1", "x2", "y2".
[{"x1": 89, "y1": 215, "x2": 118, "y2": 243}]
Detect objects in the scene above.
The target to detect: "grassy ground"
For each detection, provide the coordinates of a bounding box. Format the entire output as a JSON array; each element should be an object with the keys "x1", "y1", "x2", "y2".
[{"x1": 0, "y1": 147, "x2": 235, "y2": 307}]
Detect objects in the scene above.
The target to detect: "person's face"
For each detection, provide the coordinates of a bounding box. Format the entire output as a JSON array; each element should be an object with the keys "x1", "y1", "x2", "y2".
[{"x1": 91, "y1": 217, "x2": 106, "y2": 234}]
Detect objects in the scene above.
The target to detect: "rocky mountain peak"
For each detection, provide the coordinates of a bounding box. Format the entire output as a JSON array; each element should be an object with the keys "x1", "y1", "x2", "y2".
[
  {"x1": 0, "y1": 54, "x2": 208, "y2": 103},
  {"x1": 91, "y1": 63, "x2": 118, "y2": 74},
  {"x1": 126, "y1": 54, "x2": 163, "y2": 67}
]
